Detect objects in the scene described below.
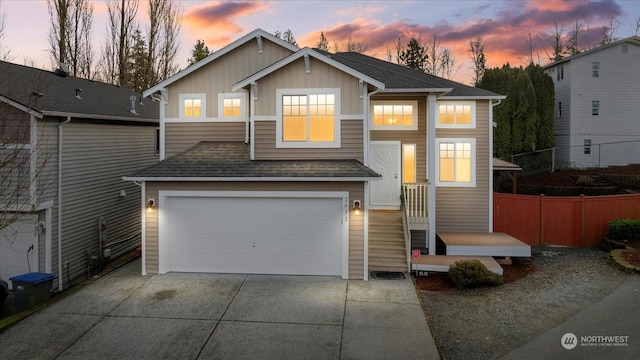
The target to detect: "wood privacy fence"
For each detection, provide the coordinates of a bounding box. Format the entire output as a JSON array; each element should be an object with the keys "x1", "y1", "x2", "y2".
[{"x1": 493, "y1": 193, "x2": 640, "y2": 247}]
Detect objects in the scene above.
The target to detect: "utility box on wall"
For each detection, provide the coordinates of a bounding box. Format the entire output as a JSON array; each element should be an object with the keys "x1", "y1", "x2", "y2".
[{"x1": 9, "y1": 272, "x2": 57, "y2": 312}]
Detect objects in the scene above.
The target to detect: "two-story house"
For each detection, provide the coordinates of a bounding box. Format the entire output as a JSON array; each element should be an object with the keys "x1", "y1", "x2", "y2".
[
  {"x1": 0, "y1": 61, "x2": 158, "y2": 291},
  {"x1": 126, "y1": 29, "x2": 506, "y2": 280},
  {"x1": 544, "y1": 36, "x2": 640, "y2": 168}
]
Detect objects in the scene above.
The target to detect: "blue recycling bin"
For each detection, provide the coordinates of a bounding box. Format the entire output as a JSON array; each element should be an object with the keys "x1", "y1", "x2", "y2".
[{"x1": 9, "y1": 272, "x2": 57, "y2": 312}]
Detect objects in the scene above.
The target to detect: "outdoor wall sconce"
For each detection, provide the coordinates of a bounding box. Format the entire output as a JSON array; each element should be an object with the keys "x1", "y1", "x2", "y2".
[
  {"x1": 147, "y1": 198, "x2": 156, "y2": 208},
  {"x1": 353, "y1": 200, "x2": 361, "y2": 211}
]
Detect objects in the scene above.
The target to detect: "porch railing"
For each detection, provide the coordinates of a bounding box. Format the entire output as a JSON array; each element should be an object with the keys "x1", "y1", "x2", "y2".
[{"x1": 403, "y1": 183, "x2": 428, "y2": 229}]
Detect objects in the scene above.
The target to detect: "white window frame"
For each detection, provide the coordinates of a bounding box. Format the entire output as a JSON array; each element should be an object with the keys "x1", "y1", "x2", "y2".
[
  {"x1": 275, "y1": 88, "x2": 341, "y2": 148},
  {"x1": 436, "y1": 101, "x2": 476, "y2": 129},
  {"x1": 370, "y1": 100, "x2": 418, "y2": 130},
  {"x1": 402, "y1": 143, "x2": 417, "y2": 183},
  {"x1": 217, "y1": 92, "x2": 247, "y2": 121},
  {"x1": 179, "y1": 93, "x2": 206, "y2": 119},
  {"x1": 435, "y1": 138, "x2": 476, "y2": 187},
  {"x1": 592, "y1": 100, "x2": 600, "y2": 116}
]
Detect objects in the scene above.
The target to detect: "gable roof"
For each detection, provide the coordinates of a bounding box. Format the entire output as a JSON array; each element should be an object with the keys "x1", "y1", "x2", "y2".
[
  {"x1": 124, "y1": 141, "x2": 381, "y2": 181},
  {"x1": 0, "y1": 61, "x2": 158, "y2": 122},
  {"x1": 543, "y1": 36, "x2": 640, "y2": 68},
  {"x1": 143, "y1": 29, "x2": 300, "y2": 97}
]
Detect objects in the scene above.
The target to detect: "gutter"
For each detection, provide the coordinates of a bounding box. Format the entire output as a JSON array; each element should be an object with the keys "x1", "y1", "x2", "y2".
[{"x1": 57, "y1": 116, "x2": 71, "y2": 291}]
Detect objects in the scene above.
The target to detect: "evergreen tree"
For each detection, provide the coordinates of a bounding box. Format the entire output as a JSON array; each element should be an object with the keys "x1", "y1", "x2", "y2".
[
  {"x1": 275, "y1": 29, "x2": 297, "y2": 46},
  {"x1": 399, "y1": 38, "x2": 428, "y2": 72},
  {"x1": 469, "y1": 37, "x2": 486, "y2": 86},
  {"x1": 188, "y1": 39, "x2": 210, "y2": 65},
  {"x1": 128, "y1": 28, "x2": 148, "y2": 92},
  {"x1": 317, "y1": 32, "x2": 329, "y2": 51},
  {"x1": 525, "y1": 63, "x2": 555, "y2": 150}
]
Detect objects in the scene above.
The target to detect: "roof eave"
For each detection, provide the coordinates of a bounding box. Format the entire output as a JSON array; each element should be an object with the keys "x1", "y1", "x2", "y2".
[
  {"x1": 442, "y1": 95, "x2": 507, "y2": 100},
  {"x1": 123, "y1": 176, "x2": 382, "y2": 182},
  {"x1": 0, "y1": 94, "x2": 43, "y2": 118},
  {"x1": 41, "y1": 110, "x2": 158, "y2": 123},
  {"x1": 379, "y1": 88, "x2": 453, "y2": 94}
]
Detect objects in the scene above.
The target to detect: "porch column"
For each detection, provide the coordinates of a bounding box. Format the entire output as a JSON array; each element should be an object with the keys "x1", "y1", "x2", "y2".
[{"x1": 427, "y1": 94, "x2": 437, "y2": 255}]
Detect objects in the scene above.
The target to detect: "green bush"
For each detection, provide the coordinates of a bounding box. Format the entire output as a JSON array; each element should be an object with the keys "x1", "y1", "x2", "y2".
[
  {"x1": 447, "y1": 260, "x2": 503, "y2": 289},
  {"x1": 608, "y1": 219, "x2": 640, "y2": 241}
]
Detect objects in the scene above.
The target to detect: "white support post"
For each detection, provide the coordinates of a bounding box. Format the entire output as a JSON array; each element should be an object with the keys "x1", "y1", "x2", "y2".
[{"x1": 427, "y1": 95, "x2": 437, "y2": 255}]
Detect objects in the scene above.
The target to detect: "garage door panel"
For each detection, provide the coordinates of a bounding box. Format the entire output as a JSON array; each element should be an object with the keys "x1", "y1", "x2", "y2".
[{"x1": 162, "y1": 195, "x2": 344, "y2": 276}]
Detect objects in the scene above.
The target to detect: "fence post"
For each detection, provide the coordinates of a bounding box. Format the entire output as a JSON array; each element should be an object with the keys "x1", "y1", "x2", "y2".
[{"x1": 540, "y1": 194, "x2": 545, "y2": 246}]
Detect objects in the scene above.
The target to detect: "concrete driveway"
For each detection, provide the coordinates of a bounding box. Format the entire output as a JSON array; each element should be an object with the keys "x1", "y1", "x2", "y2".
[{"x1": 0, "y1": 259, "x2": 440, "y2": 360}]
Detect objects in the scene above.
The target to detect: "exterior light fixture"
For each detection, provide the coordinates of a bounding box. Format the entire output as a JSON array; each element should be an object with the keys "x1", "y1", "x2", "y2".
[
  {"x1": 353, "y1": 200, "x2": 361, "y2": 211},
  {"x1": 147, "y1": 198, "x2": 156, "y2": 208}
]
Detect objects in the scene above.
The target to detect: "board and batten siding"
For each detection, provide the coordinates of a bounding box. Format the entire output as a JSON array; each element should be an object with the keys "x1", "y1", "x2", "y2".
[
  {"x1": 164, "y1": 40, "x2": 294, "y2": 119},
  {"x1": 436, "y1": 100, "x2": 491, "y2": 232},
  {"x1": 144, "y1": 181, "x2": 366, "y2": 279},
  {"x1": 165, "y1": 122, "x2": 245, "y2": 158},
  {"x1": 59, "y1": 121, "x2": 158, "y2": 283},
  {"x1": 370, "y1": 96, "x2": 428, "y2": 183},
  {"x1": 253, "y1": 121, "x2": 364, "y2": 161}
]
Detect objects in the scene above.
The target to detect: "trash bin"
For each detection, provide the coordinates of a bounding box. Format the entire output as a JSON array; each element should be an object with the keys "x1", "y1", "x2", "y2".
[{"x1": 9, "y1": 273, "x2": 57, "y2": 312}]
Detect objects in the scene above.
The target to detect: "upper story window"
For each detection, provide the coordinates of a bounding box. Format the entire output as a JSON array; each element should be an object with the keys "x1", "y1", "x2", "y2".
[
  {"x1": 558, "y1": 102, "x2": 562, "y2": 118},
  {"x1": 437, "y1": 101, "x2": 475, "y2": 128},
  {"x1": 218, "y1": 93, "x2": 247, "y2": 120},
  {"x1": 592, "y1": 100, "x2": 600, "y2": 116},
  {"x1": 371, "y1": 100, "x2": 418, "y2": 130},
  {"x1": 276, "y1": 88, "x2": 341, "y2": 148},
  {"x1": 436, "y1": 138, "x2": 476, "y2": 187},
  {"x1": 179, "y1": 93, "x2": 206, "y2": 119},
  {"x1": 592, "y1": 62, "x2": 600, "y2": 77},
  {"x1": 584, "y1": 139, "x2": 592, "y2": 155},
  {"x1": 556, "y1": 65, "x2": 564, "y2": 81}
]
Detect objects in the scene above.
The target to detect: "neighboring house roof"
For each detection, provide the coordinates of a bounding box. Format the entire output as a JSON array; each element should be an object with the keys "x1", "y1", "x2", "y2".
[
  {"x1": 543, "y1": 36, "x2": 640, "y2": 68},
  {"x1": 124, "y1": 142, "x2": 381, "y2": 181},
  {"x1": 0, "y1": 61, "x2": 158, "y2": 122},
  {"x1": 143, "y1": 29, "x2": 300, "y2": 97}
]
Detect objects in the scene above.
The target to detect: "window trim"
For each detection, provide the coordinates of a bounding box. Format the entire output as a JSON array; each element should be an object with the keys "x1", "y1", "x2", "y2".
[
  {"x1": 592, "y1": 100, "x2": 600, "y2": 116},
  {"x1": 275, "y1": 88, "x2": 341, "y2": 149},
  {"x1": 592, "y1": 62, "x2": 600, "y2": 77},
  {"x1": 370, "y1": 100, "x2": 418, "y2": 130},
  {"x1": 402, "y1": 144, "x2": 417, "y2": 183},
  {"x1": 179, "y1": 93, "x2": 206, "y2": 119},
  {"x1": 436, "y1": 101, "x2": 476, "y2": 129},
  {"x1": 584, "y1": 139, "x2": 592, "y2": 155},
  {"x1": 435, "y1": 138, "x2": 476, "y2": 187},
  {"x1": 217, "y1": 92, "x2": 247, "y2": 121}
]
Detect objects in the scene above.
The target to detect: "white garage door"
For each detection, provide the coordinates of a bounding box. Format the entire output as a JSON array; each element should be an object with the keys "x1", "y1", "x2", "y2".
[
  {"x1": 0, "y1": 216, "x2": 38, "y2": 284},
  {"x1": 159, "y1": 192, "x2": 347, "y2": 277}
]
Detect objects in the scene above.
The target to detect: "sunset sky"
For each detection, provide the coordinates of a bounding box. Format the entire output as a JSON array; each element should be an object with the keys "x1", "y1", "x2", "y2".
[{"x1": 2, "y1": 0, "x2": 639, "y2": 85}]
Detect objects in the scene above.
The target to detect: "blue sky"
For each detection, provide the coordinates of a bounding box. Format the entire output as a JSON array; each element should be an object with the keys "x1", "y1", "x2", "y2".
[{"x1": 2, "y1": 0, "x2": 639, "y2": 84}]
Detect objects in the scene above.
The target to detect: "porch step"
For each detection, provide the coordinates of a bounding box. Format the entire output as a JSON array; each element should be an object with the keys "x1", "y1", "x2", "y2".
[
  {"x1": 368, "y1": 210, "x2": 407, "y2": 272},
  {"x1": 411, "y1": 255, "x2": 503, "y2": 275}
]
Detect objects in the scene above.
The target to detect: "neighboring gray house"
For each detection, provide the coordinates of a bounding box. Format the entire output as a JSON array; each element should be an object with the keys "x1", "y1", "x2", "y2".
[
  {"x1": 0, "y1": 61, "x2": 158, "y2": 291},
  {"x1": 544, "y1": 36, "x2": 640, "y2": 168}
]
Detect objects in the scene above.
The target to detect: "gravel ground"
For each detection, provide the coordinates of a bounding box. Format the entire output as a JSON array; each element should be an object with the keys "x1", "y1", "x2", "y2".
[{"x1": 419, "y1": 247, "x2": 631, "y2": 360}]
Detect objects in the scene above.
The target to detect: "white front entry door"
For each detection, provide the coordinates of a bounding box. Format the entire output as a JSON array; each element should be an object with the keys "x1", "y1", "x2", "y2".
[{"x1": 370, "y1": 141, "x2": 401, "y2": 209}]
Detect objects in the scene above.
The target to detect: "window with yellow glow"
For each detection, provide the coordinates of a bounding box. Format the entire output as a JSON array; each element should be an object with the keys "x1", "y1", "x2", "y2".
[
  {"x1": 218, "y1": 93, "x2": 246, "y2": 119},
  {"x1": 223, "y1": 98, "x2": 241, "y2": 117},
  {"x1": 371, "y1": 100, "x2": 417, "y2": 130},
  {"x1": 282, "y1": 94, "x2": 335, "y2": 143},
  {"x1": 179, "y1": 94, "x2": 206, "y2": 119},
  {"x1": 403, "y1": 144, "x2": 416, "y2": 183},
  {"x1": 436, "y1": 139, "x2": 475, "y2": 187},
  {"x1": 437, "y1": 102, "x2": 475, "y2": 128}
]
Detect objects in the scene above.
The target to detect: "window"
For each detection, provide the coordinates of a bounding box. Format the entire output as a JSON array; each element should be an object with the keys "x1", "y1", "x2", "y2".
[
  {"x1": 218, "y1": 93, "x2": 247, "y2": 120},
  {"x1": 403, "y1": 144, "x2": 416, "y2": 183},
  {"x1": 592, "y1": 100, "x2": 600, "y2": 116},
  {"x1": 371, "y1": 100, "x2": 418, "y2": 130},
  {"x1": 622, "y1": 44, "x2": 628, "y2": 53},
  {"x1": 584, "y1": 139, "x2": 591, "y2": 155},
  {"x1": 276, "y1": 88, "x2": 340, "y2": 148},
  {"x1": 437, "y1": 101, "x2": 475, "y2": 128},
  {"x1": 558, "y1": 102, "x2": 562, "y2": 118},
  {"x1": 592, "y1": 62, "x2": 600, "y2": 77},
  {"x1": 179, "y1": 94, "x2": 206, "y2": 118},
  {"x1": 436, "y1": 139, "x2": 475, "y2": 187},
  {"x1": 155, "y1": 127, "x2": 160, "y2": 156},
  {"x1": 556, "y1": 65, "x2": 564, "y2": 81}
]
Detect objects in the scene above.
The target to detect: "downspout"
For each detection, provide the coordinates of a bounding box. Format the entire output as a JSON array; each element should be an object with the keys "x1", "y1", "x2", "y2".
[
  {"x1": 363, "y1": 86, "x2": 380, "y2": 280},
  {"x1": 57, "y1": 116, "x2": 71, "y2": 291},
  {"x1": 489, "y1": 99, "x2": 502, "y2": 233}
]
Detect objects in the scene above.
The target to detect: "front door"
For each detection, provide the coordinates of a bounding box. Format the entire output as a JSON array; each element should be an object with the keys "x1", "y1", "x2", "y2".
[{"x1": 370, "y1": 141, "x2": 401, "y2": 209}]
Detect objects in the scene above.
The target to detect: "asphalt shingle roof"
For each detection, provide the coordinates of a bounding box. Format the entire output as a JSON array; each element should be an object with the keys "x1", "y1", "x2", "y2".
[
  {"x1": 327, "y1": 52, "x2": 501, "y2": 97},
  {"x1": 0, "y1": 61, "x2": 158, "y2": 121},
  {"x1": 129, "y1": 142, "x2": 381, "y2": 179}
]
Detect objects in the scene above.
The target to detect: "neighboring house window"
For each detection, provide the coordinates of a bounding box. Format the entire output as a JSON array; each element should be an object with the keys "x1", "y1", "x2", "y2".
[
  {"x1": 584, "y1": 139, "x2": 591, "y2": 155},
  {"x1": 218, "y1": 93, "x2": 247, "y2": 120},
  {"x1": 592, "y1": 100, "x2": 600, "y2": 116},
  {"x1": 436, "y1": 138, "x2": 476, "y2": 187},
  {"x1": 556, "y1": 65, "x2": 564, "y2": 81},
  {"x1": 592, "y1": 62, "x2": 600, "y2": 77},
  {"x1": 558, "y1": 102, "x2": 562, "y2": 118},
  {"x1": 179, "y1": 94, "x2": 206, "y2": 118},
  {"x1": 437, "y1": 101, "x2": 475, "y2": 128},
  {"x1": 371, "y1": 100, "x2": 418, "y2": 130},
  {"x1": 403, "y1": 144, "x2": 416, "y2": 183},
  {"x1": 622, "y1": 44, "x2": 628, "y2": 53},
  {"x1": 276, "y1": 88, "x2": 340, "y2": 148}
]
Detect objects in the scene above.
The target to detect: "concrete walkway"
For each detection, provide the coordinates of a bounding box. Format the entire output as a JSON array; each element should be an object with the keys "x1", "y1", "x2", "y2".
[
  {"x1": 0, "y1": 259, "x2": 440, "y2": 360},
  {"x1": 501, "y1": 275, "x2": 640, "y2": 360}
]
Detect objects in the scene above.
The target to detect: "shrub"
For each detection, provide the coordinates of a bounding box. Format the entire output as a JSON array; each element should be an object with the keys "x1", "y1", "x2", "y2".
[
  {"x1": 575, "y1": 175, "x2": 593, "y2": 186},
  {"x1": 447, "y1": 260, "x2": 503, "y2": 289},
  {"x1": 608, "y1": 219, "x2": 640, "y2": 241}
]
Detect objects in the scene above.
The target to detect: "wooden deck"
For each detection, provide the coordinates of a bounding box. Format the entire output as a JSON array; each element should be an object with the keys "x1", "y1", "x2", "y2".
[
  {"x1": 438, "y1": 232, "x2": 531, "y2": 257},
  {"x1": 411, "y1": 255, "x2": 503, "y2": 275}
]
